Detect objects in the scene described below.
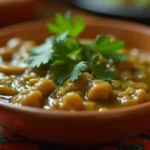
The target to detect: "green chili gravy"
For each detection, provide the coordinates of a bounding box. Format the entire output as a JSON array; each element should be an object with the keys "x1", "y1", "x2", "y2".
[{"x1": 0, "y1": 38, "x2": 149, "y2": 111}]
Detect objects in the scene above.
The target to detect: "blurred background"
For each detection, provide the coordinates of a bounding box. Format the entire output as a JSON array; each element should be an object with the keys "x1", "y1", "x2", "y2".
[{"x1": 0, "y1": 0, "x2": 150, "y2": 27}]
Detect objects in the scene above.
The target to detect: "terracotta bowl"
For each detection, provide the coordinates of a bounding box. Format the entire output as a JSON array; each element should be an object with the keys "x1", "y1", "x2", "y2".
[
  {"x1": 0, "y1": 0, "x2": 38, "y2": 26},
  {"x1": 0, "y1": 18, "x2": 150, "y2": 144}
]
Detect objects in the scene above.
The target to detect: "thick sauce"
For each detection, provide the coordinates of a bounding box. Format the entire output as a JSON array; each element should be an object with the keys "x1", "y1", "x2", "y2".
[{"x1": 0, "y1": 38, "x2": 150, "y2": 111}]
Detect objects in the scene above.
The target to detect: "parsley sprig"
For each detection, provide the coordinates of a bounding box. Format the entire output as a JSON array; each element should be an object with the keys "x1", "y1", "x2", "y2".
[{"x1": 26, "y1": 11, "x2": 129, "y2": 85}]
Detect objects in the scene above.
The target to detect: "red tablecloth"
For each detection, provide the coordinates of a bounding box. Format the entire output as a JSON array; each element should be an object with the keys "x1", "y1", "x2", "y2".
[{"x1": 0, "y1": 126, "x2": 150, "y2": 150}]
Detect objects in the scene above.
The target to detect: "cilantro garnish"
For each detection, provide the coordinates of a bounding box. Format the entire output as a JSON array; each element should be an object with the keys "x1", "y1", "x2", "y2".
[
  {"x1": 26, "y1": 38, "x2": 54, "y2": 68},
  {"x1": 91, "y1": 56, "x2": 115, "y2": 81},
  {"x1": 70, "y1": 61, "x2": 87, "y2": 81},
  {"x1": 92, "y1": 35, "x2": 129, "y2": 62},
  {"x1": 94, "y1": 35, "x2": 124, "y2": 52},
  {"x1": 26, "y1": 11, "x2": 129, "y2": 85},
  {"x1": 47, "y1": 10, "x2": 85, "y2": 38}
]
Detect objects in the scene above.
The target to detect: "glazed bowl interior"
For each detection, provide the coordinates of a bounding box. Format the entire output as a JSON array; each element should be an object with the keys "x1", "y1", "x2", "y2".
[{"x1": 0, "y1": 17, "x2": 150, "y2": 144}]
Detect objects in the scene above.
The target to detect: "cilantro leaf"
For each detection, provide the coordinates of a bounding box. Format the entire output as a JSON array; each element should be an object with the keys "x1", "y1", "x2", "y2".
[
  {"x1": 47, "y1": 11, "x2": 85, "y2": 38},
  {"x1": 95, "y1": 35, "x2": 111, "y2": 45},
  {"x1": 52, "y1": 38, "x2": 68, "y2": 64},
  {"x1": 54, "y1": 61, "x2": 87, "y2": 85},
  {"x1": 81, "y1": 45, "x2": 94, "y2": 62},
  {"x1": 26, "y1": 39, "x2": 53, "y2": 68},
  {"x1": 27, "y1": 51, "x2": 53, "y2": 68},
  {"x1": 70, "y1": 61, "x2": 87, "y2": 81},
  {"x1": 102, "y1": 52, "x2": 129, "y2": 62},
  {"x1": 54, "y1": 71, "x2": 70, "y2": 85},
  {"x1": 56, "y1": 31, "x2": 69, "y2": 41},
  {"x1": 71, "y1": 17, "x2": 85, "y2": 38},
  {"x1": 92, "y1": 35, "x2": 129, "y2": 61},
  {"x1": 67, "y1": 48, "x2": 82, "y2": 57},
  {"x1": 52, "y1": 32, "x2": 82, "y2": 65},
  {"x1": 91, "y1": 56, "x2": 115, "y2": 81},
  {"x1": 29, "y1": 38, "x2": 53, "y2": 54},
  {"x1": 65, "y1": 39, "x2": 83, "y2": 56},
  {"x1": 94, "y1": 35, "x2": 125, "y2": 52}
]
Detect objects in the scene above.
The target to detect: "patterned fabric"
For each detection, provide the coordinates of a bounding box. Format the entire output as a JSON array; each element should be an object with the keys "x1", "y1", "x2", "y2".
[{"x1": 0, "y1": 125, "x2": 150, "y2": 150}]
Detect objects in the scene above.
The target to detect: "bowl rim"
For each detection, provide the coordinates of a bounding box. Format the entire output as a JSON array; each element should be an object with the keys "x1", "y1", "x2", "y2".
[
  {"x1": 0, "y1": 17, "x2": 150, "y2": 118},
  {"x1": 1, "y1": 101, "x2": 150, "y2": 119}
]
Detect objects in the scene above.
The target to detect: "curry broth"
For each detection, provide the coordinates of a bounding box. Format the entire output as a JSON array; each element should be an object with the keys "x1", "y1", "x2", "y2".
[{"x1": 0, "y1": 38, "x2": 149, "y2": 111}]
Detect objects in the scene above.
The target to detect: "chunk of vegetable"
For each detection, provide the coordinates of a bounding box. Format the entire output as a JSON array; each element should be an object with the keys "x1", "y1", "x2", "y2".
[
  {"x1": 28, "y1": 79, "x2": 38, "y2": 86},
  {"x1": 11, "y1": 90, "x2": 43, "y2": 108},
  {"x1": 116, "y1": 87, "x2": 148, "y2": 106},
  {"x1": 0, "y1": 66, "x2": 26, "y2": 75},
  {"x1": 135, "y1": 89, "x2": 148, "y2": 103},
  {"x1": 88, "y1": 80, "x2": 112, "y2": 102},
  {"x1": 0, "y1": 85, "x2": 18, "y2": 95},
  {"x1": 60, "y1": 92, "x2": 84, "y2": 110},
  {"x1": 0, "y1": 47, "x2": 14, "y2": 61},
  {"x1": 58, "y1": 72, "x2": 93, "y2": 96},
  {"x1": 34, "y1": 79, "x2": 55, "y2": 95}
]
